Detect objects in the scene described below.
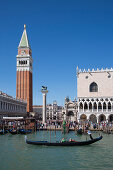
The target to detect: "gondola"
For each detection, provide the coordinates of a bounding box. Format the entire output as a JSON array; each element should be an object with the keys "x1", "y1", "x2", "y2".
[
  {"x1": 19, "y1": 129, "x2": 32, "y2": 134},
  {"x1": 26, "y1": 135, "x2": 103, "y2": 146},
  {"x1": 9, "y1": 129, "x2": 18, "y2": 135},
  {"x1": 0, "y1": 129, "x2": 8, "y2": 135}
]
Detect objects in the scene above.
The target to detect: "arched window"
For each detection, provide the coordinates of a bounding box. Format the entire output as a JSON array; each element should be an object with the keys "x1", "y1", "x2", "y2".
[
  {"x1": 84, "y1": 102, "x2": 88, "y2": 110},
  {"x1": 108, "y1": 102, "x2": 111, "y2": 110},
  {"x1": 103, "y1": 102, "x2": 106, "y2": 110},
  {"x1": 90, "y1": 82, "x2": 98, "y2": 92},
  {"x1": 89, "y1": 102, "x2": 92, "y2": 110},
  {"x1": 79, "y1": 103, "x2": 83, "y2": 109},
  {"x1": 98, "y1": 102, "x2": 102, "y2": 110},
  {"x1": 94, "y1": 102, "x2": 97, "y2": 110}
]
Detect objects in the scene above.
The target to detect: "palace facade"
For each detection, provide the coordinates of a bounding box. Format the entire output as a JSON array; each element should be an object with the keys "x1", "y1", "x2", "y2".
[{"x1": 77, "y1": 67, "x2": 113, "y2": 123}]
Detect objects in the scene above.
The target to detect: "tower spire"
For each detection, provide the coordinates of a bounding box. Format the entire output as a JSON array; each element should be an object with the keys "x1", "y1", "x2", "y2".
[{"x1": 18, "y1": 24, "x2": 31, "y2": 48}]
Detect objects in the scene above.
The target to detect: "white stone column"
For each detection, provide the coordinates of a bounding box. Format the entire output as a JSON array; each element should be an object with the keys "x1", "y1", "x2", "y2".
[
  {"x1": 106, "y1": 103, "x2": 108, "y2": 112},
  {"x1": 97, "y1": 116, "x2": 99, "y2": 123},
  {"x1": 41, "y1": 90, "x2": 48, "y2": 124},
  {"x1": 97, "y1": 103, "x2": 98, "y2": 112},
  {"x1": 106, "y1": 115, "x2": 109, "y2": 122},
  {"x1": 112, "y1": 103, "x2": 113, "y2": 112},
  {"x1": 102, "y1": 102, "x2": 103, "y2": 112},
  {"x1": 88, "y1": 103, "x2": 89, "y2": 112},
  {"x1": 78, "y1": 103, "x2": 79, "y2": 113},
  {"x1": 92, "y1": 102, "x2": 93, "y2": 112},
  {"x1": 83, "y1": 103, "x2": 84, "y2": 112}
]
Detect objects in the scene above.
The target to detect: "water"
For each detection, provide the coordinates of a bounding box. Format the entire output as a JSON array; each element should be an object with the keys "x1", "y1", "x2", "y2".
[{"x1": 0, "y1": 131, "x2": 113, "y2": 170}]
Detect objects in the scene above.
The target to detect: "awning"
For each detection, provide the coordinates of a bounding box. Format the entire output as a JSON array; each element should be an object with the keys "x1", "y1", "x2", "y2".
[{"x1": 3, "y1": 117, "x2": 23, "y2": 120}]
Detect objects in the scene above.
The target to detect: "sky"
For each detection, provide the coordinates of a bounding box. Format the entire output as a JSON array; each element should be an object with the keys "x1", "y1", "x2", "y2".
[{"x1": 0, "y1": 0, "x2": 113, "y2": 106}]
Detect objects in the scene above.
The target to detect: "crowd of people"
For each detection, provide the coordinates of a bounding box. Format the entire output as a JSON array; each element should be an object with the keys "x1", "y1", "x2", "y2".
[{"x1": 36, "y1": 120, "x2": 113, "y2": 133}]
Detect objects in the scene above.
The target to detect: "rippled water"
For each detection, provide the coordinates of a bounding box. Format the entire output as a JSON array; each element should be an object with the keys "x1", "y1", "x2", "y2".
[{"x1": 0, "y1": 131, "x2": 113, "y2": 170}]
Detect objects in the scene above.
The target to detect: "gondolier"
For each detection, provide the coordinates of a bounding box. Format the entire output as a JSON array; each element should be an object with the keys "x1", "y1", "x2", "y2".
[{"x1": 87, "y1": 130, "x2": 93, "y2": 140}]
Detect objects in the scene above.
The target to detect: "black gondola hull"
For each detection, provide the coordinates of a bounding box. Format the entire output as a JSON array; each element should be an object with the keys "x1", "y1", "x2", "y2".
[
  {"x1": 9, "y1": 130, "x2": 18, "y2": 134},
  {"x1": 26, "y1": 136, "x2": 103, "y2": 146},
  {"x1": 0, "y1": 130, "x2": 8, "y2": 135},
  {"x1": 19, "y1": 129, "x2": 32, "y2": 134}
]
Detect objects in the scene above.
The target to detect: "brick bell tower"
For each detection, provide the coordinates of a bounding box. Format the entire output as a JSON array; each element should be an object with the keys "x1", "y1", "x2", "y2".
[{"x1": 16, "y1": 24, "x2": 33, "y2": 113}]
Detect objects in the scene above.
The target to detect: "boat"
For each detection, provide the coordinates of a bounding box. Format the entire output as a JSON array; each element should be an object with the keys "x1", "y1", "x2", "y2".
[
  {"x1": 19, "y1": 129, "x2": 32, "y2": 134},
  {"x1": 0, "y1": 129, "x2": 8, "y2": 135},
  {"x1": 9, "y1": 129, "x2": 18, "y2": 134},
  {"x1": 26, "y1": 135, "x2": 103, "y2": 146}
]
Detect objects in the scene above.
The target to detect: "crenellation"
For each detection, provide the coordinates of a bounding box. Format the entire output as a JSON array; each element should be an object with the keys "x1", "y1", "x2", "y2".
[{"x1": 77, "y1": 67, "x2": 113, "y2": 73}]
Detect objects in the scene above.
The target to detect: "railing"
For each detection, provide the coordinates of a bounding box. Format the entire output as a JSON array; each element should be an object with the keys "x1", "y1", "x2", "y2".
[{"x1": 79, "y1": 109, "x2": 113, "y2": 113}]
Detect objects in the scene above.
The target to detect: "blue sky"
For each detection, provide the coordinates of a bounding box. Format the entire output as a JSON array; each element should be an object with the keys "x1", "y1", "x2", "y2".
[{"x1": 0, "y1": 0, "x2": 113, "y2": 106}]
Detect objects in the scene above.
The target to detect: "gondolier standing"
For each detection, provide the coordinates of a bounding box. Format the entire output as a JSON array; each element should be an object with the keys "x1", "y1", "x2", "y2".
[{"x1": 88, "y1": 130, "x2": 93, "y2": 140}]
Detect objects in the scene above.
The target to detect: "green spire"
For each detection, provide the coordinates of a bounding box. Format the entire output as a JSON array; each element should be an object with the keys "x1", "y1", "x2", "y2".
[{"x1": 18, "y1": 24, "x2": 31, "y2": 48}]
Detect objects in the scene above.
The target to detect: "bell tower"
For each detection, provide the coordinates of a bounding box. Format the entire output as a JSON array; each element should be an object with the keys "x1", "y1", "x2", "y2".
[{"x1": 16, "y1": 25, "x2": 33, "y2": 112}]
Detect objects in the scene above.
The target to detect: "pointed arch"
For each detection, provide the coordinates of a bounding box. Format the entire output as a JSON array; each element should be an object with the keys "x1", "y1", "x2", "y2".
[
  {"x1": 84, "y1": 102, "x2": 88, "y2": 110},
  {"x1": 89, "y1": 114, "x2": 97, "y2": 123},
  {"x1": 79, "y1": 102, "x2": 83, "y2": 109},
  {"x1": 80, "y1": 114, "x2": 87, "y2": 121},
  {"x1": 99, "y1": 114, "x2": 106, "y2": 122},
  {"x1": 67, "y1": 111, "x2": 74, "y2": 116},
  {"x1": 98, "y1": 102, "x2": 102, "y2": 110},
  {"x1": 93, "y1": 102, "x2": 97, "y2": 110},
  {"x1": 90, "y1": 82, "x2": 98, "y2": 92},
  {"x1": 108, "y1": 114, "x2": 113, "y2": 122},
  {"x1": 103, "y1": 102, "x2": 106, "y2": 110},
  {"x1": 108, "y1": 102, "x2": 111, "y2": 110},
  {"x1": 89, "y1": 102, "x2": 92, "y2": 110}
]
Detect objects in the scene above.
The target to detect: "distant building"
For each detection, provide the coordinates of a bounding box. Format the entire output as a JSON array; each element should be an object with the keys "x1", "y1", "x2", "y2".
[
  {"x1": 33, "y1": 105, "x2": 43, "y2": 120},
  {"x1": 16, "y1": 25, "x2": 33, "y2": 113},
  {"x1": 33, "y1": 101, "x2": 63, "y2": 122},
  {"x1": 46, "y1": 101, "x2": 63, "y2": 121},
  {"x1": 77, "y1": 67, "x2": 113, "y2": 123},
  {"x1": 62, "y1": 97, "x2": 77, "y2": 122},
  {"x1": 0, "y1": 91, "x2": 27, "y2": 119}
]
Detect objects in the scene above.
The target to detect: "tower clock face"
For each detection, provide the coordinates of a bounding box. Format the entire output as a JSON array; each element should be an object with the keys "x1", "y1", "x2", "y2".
[{"x1": 21, "y1": 50, "x2": 26, "y2": 54}]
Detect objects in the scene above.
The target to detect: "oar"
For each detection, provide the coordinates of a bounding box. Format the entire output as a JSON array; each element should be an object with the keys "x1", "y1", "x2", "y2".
[
  {"x1": 55, "y1": 125, "x2": 56, "y2": 139},
  {"x1": 3, "y1": 124, "x2": 4, "y2": 135},
  {"x1": 25, "y1": 135, "x2": 27, "y2": 142}
]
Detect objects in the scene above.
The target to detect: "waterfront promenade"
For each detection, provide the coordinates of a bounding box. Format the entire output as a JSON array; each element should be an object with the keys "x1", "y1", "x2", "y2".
[
  {"x1": 37, "y1": 121, "x2": 113, "y2": 134},
  {"x1": 1, "y1": 118, "x2": 113, "y2": 134}
]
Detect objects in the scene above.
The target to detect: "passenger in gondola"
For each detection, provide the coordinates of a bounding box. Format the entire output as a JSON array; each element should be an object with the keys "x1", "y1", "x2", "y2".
[
  {"x1": 61, "y1": 138, "x2": 66, "y2": 142},
  {"x1": 69, "y1": 138, "x2": 72, "y2": 142},
  {"x1": 69, "y1": 138, "x2": 76, "y2": 142}
]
